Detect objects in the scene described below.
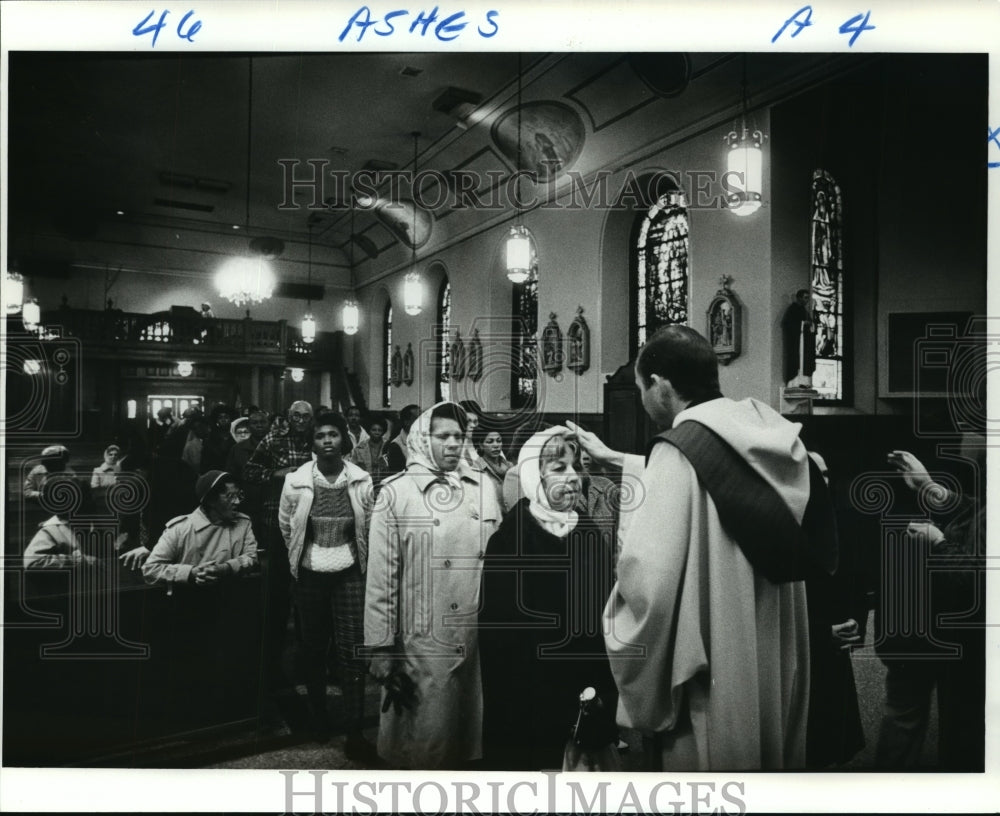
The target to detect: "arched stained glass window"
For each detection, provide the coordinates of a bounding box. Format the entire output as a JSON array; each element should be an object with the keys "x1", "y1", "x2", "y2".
[
  {"x1": 511, "y1": 275, "x2": 538, "y2": 408},
  {"x1": 810, "y1": 170, "x2": 845, "y2": 401},
  {"x1": 511, "y1": 237, "x2": 538, "y2": 409},
  {"x1": 631, "y1": 194, "x2": 690, "y2": 356},
  {"x1": 383, "y1": 302, "x2": 393, "y2": 407},
  {"x1": 437, "y1": 279, "x2": 451, "y2": 402}
]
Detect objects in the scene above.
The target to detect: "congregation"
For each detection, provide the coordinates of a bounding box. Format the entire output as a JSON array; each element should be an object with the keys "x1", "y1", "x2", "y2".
[{"x1": 17, "y1": 326, "x2": 986, "y2": 772}]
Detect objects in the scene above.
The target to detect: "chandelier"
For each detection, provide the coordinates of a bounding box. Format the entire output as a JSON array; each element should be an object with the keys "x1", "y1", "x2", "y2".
[
  {"x1": 216, "y1": 256, "x2": 275, "y2": 307},
  {"x1": 216, "y1": 55, "x2": 276, "y2": 306},
  {"x1": 5, "y1": 268, "x2": 24, "y2": 314}
]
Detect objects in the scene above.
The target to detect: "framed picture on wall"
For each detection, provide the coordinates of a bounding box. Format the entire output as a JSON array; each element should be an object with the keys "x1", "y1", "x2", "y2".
[
  {"x1": 390, "y1": 345, "x2": 403, "y2": 387},
  {"x1": 706, "y1": 276, "x2": 742, "y2": 365},
  {"x1": 402, "y1": 343, "x2": 414, "y2": 386}
]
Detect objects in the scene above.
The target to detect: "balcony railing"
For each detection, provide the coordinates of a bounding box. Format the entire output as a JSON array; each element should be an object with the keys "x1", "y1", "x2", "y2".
[{"x1": 38, "y1": 306, "x2": 289, "y2": 355}]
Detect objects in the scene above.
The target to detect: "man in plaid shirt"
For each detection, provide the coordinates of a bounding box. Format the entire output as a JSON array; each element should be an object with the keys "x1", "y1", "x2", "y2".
[{"x1": 244, "y1": 400, "x2": 315, "y2": 693}]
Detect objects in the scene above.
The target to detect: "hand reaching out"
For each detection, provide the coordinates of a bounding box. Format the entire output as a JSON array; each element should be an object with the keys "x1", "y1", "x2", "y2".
[
  {"x1": 887, "y1": 450, "x2": 932, "y2": 493},
  {"x1": 566, "y1": 421, "x2": 624, "y2": 469},
  {"x1": 119, "y1": 545, "x2": 150, "y2": 570}
]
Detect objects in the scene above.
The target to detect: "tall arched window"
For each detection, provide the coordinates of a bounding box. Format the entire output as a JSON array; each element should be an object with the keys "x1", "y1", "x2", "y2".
[
  {"x1": 511, "y1": 273, "x2": 538, "y2": 410},
  {"x1": 630, "y1": 194, "x2": 690, "y2": 357},
  {"x1": 810, "y1": 169, "x2": 846, "y2": 401},
  {"x1": 382, "y1": 302, "x2": 393, "y2": 407},
  {"x1": 437, "y1": 278, "x2": 451, "y2": 402}
]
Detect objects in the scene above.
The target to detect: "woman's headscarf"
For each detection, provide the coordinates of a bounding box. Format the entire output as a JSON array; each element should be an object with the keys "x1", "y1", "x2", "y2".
[
  {"x1": 230, "y1": 416, "x2": 250, "y2": 442},
  {"x1": 407, "y1": 401, "x2": 466, "y2": 487},
  {"x1": 517, "y1": 426, "x2": 579, "y2": 538}
]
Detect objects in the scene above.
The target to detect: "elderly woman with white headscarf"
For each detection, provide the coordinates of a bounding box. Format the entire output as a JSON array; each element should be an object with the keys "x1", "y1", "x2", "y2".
[
  {"x1": 478, "y1": 426, "x2": 618, "y2": 771},
  {"x1": 364, "y1": 401, "x2": 501, "y2": 769}
]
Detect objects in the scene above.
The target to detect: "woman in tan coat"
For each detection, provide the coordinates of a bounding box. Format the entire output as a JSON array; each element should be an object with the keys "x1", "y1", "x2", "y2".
[{"x1": 364, "y1": 401, "x2": 501, "y2": 769}]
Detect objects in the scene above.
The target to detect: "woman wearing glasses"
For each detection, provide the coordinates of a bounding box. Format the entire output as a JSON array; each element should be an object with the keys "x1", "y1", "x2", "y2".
[
  {"x1": 278, "y1": 411, "x2": 377, "y2": 763},
  {"x1": 142, "y1": 469, "x2": 259, "y2": 586}
]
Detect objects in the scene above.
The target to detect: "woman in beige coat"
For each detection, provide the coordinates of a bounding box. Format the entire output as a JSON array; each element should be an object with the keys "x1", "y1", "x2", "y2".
[{"x1": 364, "y1": 401, "x2": 501, "y2": 769}]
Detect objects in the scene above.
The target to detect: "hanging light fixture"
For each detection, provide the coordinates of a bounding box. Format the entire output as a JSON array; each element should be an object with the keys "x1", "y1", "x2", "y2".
[
  {"x1": 289, "y1": 367, "x2": 305, "y2": 383},
  {"x1": 301, "y1": 221, "x2": 316, "y2": 343},
  {"x1": 216, "y1": 56, "x2": 276, "y2": 306},
  {"x1": 403, "y1": 131, "x2": 424, "y2": 316},
  {"x1": 23, "y1": 359, "x2": 42, "y2": 375},
  {"x1": 176, "y1": 360, "x2": 194, "y2": 377},
  {"x1": 6, "y1": 268, "x2": 24, "y2": 314},
  {"x1": 342, "y1": 206, "x2": 360, "y2": 335},
  {"x1": 506, "y1": 53, "x2": 534, "y2": 284},
  {"x1": 22, "y1": 297, "x2": 40, "y2": 331},
  {"x1": 725, "y1": 55, "x2": 767, "y2": 217}
]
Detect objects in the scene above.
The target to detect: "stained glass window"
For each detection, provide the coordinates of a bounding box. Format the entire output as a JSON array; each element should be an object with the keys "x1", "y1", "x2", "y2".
[
  {"x1": 632, "y1": 194, "x2": 689, "y2": 355},
  {"x1": 383, "y1": 302, "x2": 392, "y2": 407},
  {"x1": 511, "y1": 271, "x2": 538, "y2": 409},
  {"x1": 437, "y1": 279, "x2": 451, "y2": 402},
  {"x1": 810, "y1": 170, "x2": 845, "y2": 401}
]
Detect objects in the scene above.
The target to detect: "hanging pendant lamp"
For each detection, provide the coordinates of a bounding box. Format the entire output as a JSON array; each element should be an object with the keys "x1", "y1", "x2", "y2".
[
  {"x1": 342, "y1": 206, "x2": 360, "y2": 335},
  {"x1": 216, "y1": 56, "x2": 276, "y2": 306},
  {"x1": 725, "y1": 55, "x2": 767, "y2": 217},
  {"x1": 403, "y1": 131, "x2": 424, "y2": 316},
  {"x1": 301, "y1": 222, "x2": 316, "y2": 343},
  {"x1": 506, "y1": 53, "x2": 535, "y2": 284}
]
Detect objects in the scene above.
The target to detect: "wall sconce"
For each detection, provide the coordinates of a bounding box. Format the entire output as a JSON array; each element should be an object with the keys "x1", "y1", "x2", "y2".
[
  {"x1": 342, "y1": 300, "x2": 360, "y2": 335},
  {"x1": 289, "y1": 367, "x2": 305, "y2": 383},
  {"x1": 176, "y1": 360, "x2": 194, "y2": 377},
  {"x1": 23, "y1": 359, "x2": 41, "y2": 375}
]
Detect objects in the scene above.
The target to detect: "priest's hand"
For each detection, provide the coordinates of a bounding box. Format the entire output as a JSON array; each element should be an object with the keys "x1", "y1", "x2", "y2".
[{"x1": 566, "y1": 422, "x2": 624, "y2": 469}]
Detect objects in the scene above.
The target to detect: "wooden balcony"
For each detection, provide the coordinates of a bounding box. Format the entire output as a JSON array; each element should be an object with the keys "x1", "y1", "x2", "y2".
[{"x1": 30, "y1": 306, "x2": 332, "y2": 365}]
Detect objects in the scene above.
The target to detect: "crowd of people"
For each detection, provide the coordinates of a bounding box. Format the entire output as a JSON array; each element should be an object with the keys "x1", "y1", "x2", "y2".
[{"x1": 16, "y1": 325, "x2": 986, "y2": 772}]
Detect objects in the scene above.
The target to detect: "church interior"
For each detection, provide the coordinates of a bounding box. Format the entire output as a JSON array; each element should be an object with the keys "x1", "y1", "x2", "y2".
[{"x1": 2, "y1": 50, "x2": 988, "y2": 769}]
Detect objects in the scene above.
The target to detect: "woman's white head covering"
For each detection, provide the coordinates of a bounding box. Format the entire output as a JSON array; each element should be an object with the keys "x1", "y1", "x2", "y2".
[
  {"x1": 517, "y1": 425, "x2": 579, "y2": 538},
  {"x1": 407, "y1": 401, "x2": 466, "y2": 481},
  {"x1": 230, "y1": 416, "x2": 250, "y2": 441}
]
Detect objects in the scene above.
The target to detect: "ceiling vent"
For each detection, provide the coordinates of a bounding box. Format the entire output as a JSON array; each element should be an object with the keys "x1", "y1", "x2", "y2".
[
  {"x1": 399, "y1": 65, "x2": 423, "y2": 78},
  {"x1": 154, "y1": 198, "x2": 215, "y2": 213}
]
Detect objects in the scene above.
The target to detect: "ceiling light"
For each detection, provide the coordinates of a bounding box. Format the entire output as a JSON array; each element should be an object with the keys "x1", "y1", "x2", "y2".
[
  {"x1": 403, "y1": 131, "x2": 424, "y2": 316},
  {"x1": 5, "y1": 269, "x2": 24, "y2": 314},
  {"x1": 177, "y1": 360, "x2": 194, "y2": 377},
  {"x1": 302, "y1": 222, "x2": 316, "y2": 343},
  {"x1": 289, "y1": 367, "x2": 305, "y2": 383},
  {"x1": 725, "y1": 55, "x2": 767, "y2": 217}
]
